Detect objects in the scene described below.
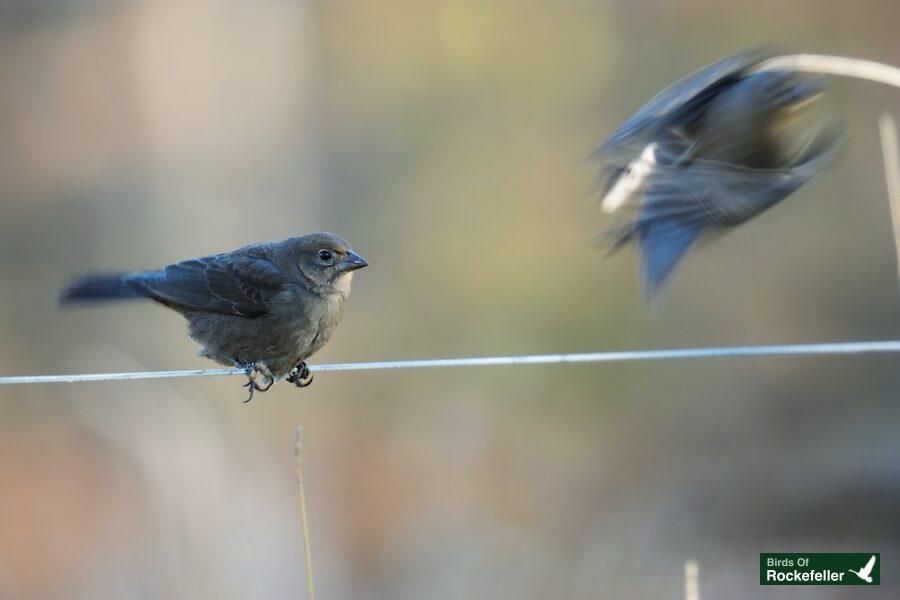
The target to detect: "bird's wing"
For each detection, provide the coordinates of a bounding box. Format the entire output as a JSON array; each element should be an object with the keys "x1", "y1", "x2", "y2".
[
  {"x1": 127, "y1": 250, "x2": 287, "y2": 317},
  {"x1": 861, "y1": 555, "x2": 876, "y2": 576},
  {"x1": 635, "y1": 123, "x2": 840, "y2": 227},
  {"x1": 592, "y1": 49, "x2": 772, "y2": 160},
  {"x1": 605, "y1": 132, "x2": 838, "y2": 301},
  {"x1": 638, "y1": 163, "x2": 802, "y2": 226}
]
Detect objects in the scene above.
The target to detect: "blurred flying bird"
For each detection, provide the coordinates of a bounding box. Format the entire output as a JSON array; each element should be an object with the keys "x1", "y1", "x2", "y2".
[
  {"x1": 594, "y1": 49, "x2": 842, "y2": 301},
  {"x1": 61, "y1": 233, "x2": 368, "y2": 401}
]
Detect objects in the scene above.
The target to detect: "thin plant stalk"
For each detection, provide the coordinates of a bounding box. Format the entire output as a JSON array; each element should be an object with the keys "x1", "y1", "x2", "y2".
[
  {"x1": 756, "y1": 54, "x2": 900, "y2": 89},
  {"x1": 684, "y1": 560, "x2": 700, "y2": 600},
  {"x1": 878, "y1": 113, "x2": 900, "y2": 292},
  {"x1": 295, "y1": 426, "x2": 316, "y2": 600}
]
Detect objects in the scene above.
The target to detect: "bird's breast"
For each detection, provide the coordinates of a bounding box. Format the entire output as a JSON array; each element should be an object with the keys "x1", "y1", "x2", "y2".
[
  {"x1": 285, "y1": 289, "x2": 346, "y2": 360},
  {"x1": 332, "y1": 272, "x2": 353, "y2": 296}
]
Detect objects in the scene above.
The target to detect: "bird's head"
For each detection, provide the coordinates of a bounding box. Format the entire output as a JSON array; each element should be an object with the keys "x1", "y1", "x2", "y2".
[
  {"x1": 697, "y1": 69, "x2": 836, "y2": 169},
  {"x1": 750, "y1": 70, "x2": 825, "y2": 113},
  {"x1": 282, "y1": 232, "x2": 368, "y2": 296},
  {"x1": 762, "y1": 71, "x2": 838, "y2": 167},
  {"x1": 750, "y1": 70, "x2": 829, "y2": 143}
]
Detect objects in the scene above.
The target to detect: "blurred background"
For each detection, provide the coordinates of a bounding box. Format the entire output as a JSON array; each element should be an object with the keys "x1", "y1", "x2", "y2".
[{"x1": 0, "y1": 0, "x2": 898, "y2": 598}]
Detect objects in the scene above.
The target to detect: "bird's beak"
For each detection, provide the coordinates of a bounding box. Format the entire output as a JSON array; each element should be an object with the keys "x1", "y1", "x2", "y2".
[{"x1": 337, "y1": 250, "x2": 368, "y2": 272}]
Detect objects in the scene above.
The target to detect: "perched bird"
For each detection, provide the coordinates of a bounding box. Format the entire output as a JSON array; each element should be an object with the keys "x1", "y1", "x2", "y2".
[
  {"x1": 60, "y1": 233, "x2": 368, "y2": 401},
  {"x1": 594, "y1": 49, "x2": 842, "y2": 301}
]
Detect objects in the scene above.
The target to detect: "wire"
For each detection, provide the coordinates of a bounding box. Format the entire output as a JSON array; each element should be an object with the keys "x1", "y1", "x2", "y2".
[{"x1": 1, "y1": 340, "x2": 899, "y2": 385}]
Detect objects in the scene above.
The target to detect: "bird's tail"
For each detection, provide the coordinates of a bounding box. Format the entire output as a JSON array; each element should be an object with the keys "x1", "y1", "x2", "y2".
[
  {"x1": 59, "y1": 273, "x2": 145, "y2": 304},
  {"x1": 639, "y1": 219, "x2": 703, "y2": 303}
]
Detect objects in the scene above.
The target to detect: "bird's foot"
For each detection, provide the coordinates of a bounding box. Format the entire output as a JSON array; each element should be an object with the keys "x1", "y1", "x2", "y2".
[
  {"x1": 235, "y1": 361, "x2": 275, "y2": 403},
  {"x1": 286, "y1": 362, "x2": 314, "y2": 388}
]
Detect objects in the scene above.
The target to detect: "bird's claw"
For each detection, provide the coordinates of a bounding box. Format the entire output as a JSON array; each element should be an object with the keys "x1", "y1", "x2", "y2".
[
  {"x1": 236, "y1": 361, "x2": 274, "y2": 403},
  {"x1": 286, "y1": 362, "x2": 314, "y2": 388}
]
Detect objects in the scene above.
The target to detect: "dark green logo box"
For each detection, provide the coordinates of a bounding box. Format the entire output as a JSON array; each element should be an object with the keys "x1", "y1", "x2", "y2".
[{"x1": 760, "y1": 553, "x2": 880, "y2": 585}]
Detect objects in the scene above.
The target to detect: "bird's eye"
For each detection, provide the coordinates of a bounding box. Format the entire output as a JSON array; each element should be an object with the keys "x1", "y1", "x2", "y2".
[{"x1": 317, "y1": 249, "x2": 333, "y2": 262}]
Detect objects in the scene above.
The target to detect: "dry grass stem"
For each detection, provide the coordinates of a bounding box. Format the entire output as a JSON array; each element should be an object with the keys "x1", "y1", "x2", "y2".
[
  {"x1": 879, "y1": 113, "x2": 900, "y2": 292},
  {"x1": 757, "y1": 54, "x2": 900, "y2": 89},
  {"x1": 684, "y1": 559, "x2": 699, "y2": 600},
  {"x1": 295, "y1": 426, "x2": 316, "y2": 600}
]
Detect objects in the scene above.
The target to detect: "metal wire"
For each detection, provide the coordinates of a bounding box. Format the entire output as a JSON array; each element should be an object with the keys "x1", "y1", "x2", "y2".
[{"x1": 1, "y1": 340, "x2": 899, "y2": 385}]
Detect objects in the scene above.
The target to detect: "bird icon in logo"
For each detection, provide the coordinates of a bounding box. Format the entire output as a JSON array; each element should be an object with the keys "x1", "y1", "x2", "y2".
[{"x1": 848, "y1": 555, "x2": 877, "y2": 583}]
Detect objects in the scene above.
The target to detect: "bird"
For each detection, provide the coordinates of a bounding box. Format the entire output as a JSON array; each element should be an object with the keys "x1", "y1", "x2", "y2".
[
  {"x1": 60, "y1": 232, "x2": 368, "y2": 401},
  {"x1": 848, "y1": 555, "x2": 877, "y2": 583},
  {"x1": 593, "y1": 49, "x2": 842, "y2": 302}
]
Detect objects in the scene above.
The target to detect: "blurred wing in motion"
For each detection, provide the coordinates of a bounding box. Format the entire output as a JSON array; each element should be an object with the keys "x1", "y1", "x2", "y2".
[{"x1": 592, "y1": 49, "x2": 772, "y2": 161}]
